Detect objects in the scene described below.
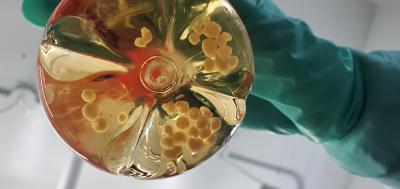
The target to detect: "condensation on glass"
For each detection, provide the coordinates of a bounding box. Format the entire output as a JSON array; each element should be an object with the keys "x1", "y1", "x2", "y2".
[{"x1": 37, "y1": 0, "x2": 254, "y2": 179}]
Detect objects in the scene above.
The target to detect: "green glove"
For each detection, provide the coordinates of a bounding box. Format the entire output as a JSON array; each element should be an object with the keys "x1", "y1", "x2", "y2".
[
  {"x1": 22, "y1": 0, "x2": 400, "y2": 187},
  {"x1": 229, "y1": 0, "x2": 400, "y2": 187},
  {"x1": 22, "y1": 0, "x2": 59, "y2": 27},
  {"x1": 230, "y1": 0, "x2": 361, "y2": 141}
]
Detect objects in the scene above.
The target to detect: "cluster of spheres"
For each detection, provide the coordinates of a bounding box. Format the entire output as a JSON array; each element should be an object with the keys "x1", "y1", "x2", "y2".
[{"x1": 37, "y1": 0, "x2": 253, "y2": 179}]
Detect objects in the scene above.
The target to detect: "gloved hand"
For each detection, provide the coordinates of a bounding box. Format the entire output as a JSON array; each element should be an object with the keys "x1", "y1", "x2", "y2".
[
  {"x1": 229, "y1": 0, "x2": 400, "y2": 187},
  {"x1": 22, "y1": 0, "x2": 400, "y2": 187},
  {"x1": 22, "y1": 0, "x2": 59, "y2": 27}
]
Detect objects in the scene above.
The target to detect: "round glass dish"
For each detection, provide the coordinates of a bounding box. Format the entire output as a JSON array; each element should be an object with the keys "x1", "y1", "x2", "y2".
[{"x1": 37, "y1": 0, "x2": 253, "y2": 179}]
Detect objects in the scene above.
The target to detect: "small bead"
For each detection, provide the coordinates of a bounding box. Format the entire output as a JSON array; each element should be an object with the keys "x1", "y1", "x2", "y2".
[
  {"x1": 82, "y1": 103, "x2": 101, "y2": 121},
  {"x1": 228, "y1": 56, "x2": 239, "y2": 70},
  {"x1": 141, "y1": 27, "x2": 153, "y2": 42},
  {"x1": 176, "y1": 116, "x2": 190, "y2": 130},
  {"x1": 134, "y1": 27, "x2": 153, "y2": 48},
  {"x1": 202, "y1": 39, "x2": 218, "y2": 57},
  {"x1": 196, "y1": 115, "x2": 209, "y2": 129},
  {"x1": 188, "y1": 33, "x2": 201, "y2": 45},
  {"x1": 117, "y1": 111, "x2": 129, "y2": 124},
  {"x1": 187, "y1": 138, "x2": 204, "y2": 152},
  {"x1": 163, "y1": 125, "x2": 174, "y2": 136},
  {"x1": 210, "y1": 117, "x2": 222, "y2": 132},
  {"x1": 162, "y1": 146, "x2": 183, "y2": 160},
  {"x1": 160, "y1": 137, "x2": 175, "y2": 149},
  {"x1": 199, "y1": 128, "x2": 211, "y2": 139},
  {"x1": 162, "y1": 102, "x2": 176, "y2": 115},
  {"x1": 200, "y1": 16, "x2": 211, "y2": 25},
  {"x1": 203, "y1": 58, "x2": 215, "y2": 72},
  {"x1": 188, "y1": 108, "x2": 201, "y2": 120},
  {"x1": 215, "y1": 58, "x2": 229, "y2": 73},
  {"x1": 221, "y1": 32, "x2": 232, "y2": 42},
  {"x1": 203, "y1": 21, "x2": 222, "y2": 38},
  {"x1": 193, "y1": 21, "x2": 203, "y2": 33},
  {"x1": 187, "y1": 127, "x2": 200, "y2": 137},
  {"x1": 175, "y1": 101, "x2": 189, "y2": 114},
  {"x1": 218, "y1": 45, "x2": 232, "y2": 59},
  {"x1": 200, "y1": 106, "x2": 213, "y2": 118},
  {"x1": 81, "y1": 89, "x2": 96, "y2": 103},
  {"x1": 172, "y1": 132, "x2": 187, "y2": 144},
  {"x1": 206, "y1": 134, "x2": 217, "y2": 144},
  {"x1": 134, "y1": 38, "x2": 146, "y2": 48},
  {"x1": 91, "y1": 118, "x2": 108, "y2": 133}
]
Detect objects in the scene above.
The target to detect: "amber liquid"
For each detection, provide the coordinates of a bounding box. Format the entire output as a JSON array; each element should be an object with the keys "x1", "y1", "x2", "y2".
[{"x1": 38, "y1": 0, "x2": 253, "y2": 179}]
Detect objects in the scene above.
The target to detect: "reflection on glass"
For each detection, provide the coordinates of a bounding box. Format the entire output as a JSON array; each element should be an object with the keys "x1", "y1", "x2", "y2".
[{"x1": 37, "y1": 0, "x2": 253, "y2": 179}]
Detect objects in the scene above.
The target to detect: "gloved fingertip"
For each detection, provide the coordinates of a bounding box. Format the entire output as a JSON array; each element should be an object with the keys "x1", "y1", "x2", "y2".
[{"x1": 22, "y1": 0, "x2": 60, "y2": 27}]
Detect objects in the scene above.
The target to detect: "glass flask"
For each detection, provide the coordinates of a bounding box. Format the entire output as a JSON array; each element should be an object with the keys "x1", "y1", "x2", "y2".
[{"x1": 37, "y1": 0, "x2": 254, "y2": 179}]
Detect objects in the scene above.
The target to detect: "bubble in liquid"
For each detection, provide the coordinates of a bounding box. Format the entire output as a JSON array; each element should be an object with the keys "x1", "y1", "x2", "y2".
[{"x1": 37, "y1": 0, "x2": 253, "y2": 179}]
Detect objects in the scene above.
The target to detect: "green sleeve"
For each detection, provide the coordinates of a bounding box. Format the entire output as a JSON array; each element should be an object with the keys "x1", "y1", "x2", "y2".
[
  {"x1": 22, "y1": 0, "x2": 60, "y2": 27},
  {"x1": 323, "y1": 51, "x2": 400, "y2": 187},
  {"x1": 244, "y1": 94, "x2": 299, "y2": 134},
  {"x1": 233, "y1": 0, "x2": 363, "y2": 142},
  {"x1": 231, "y1": 0, "x2": 400, "y2": 187}
]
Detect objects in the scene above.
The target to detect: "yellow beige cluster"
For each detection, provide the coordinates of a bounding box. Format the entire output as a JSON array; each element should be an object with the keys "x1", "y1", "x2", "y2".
[
  {"x1": 134, "y1": 27, "x2": 153, "y2": 48},
  {"x1": 81, "y1": 89, "x2": 130, "y2": 134},
  {"x1": 81, "y1": 89, "x2": 108, "y2": 133},
  {"x1": 188, "y1": 16, "x2": 239, "y2": 74},
  {"x1": 160, "y1": 100, "x2": 222, "y2": 160}
]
